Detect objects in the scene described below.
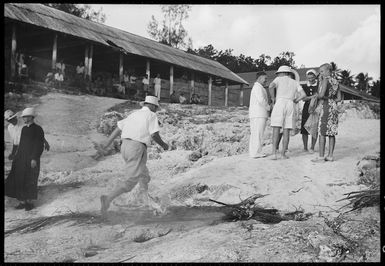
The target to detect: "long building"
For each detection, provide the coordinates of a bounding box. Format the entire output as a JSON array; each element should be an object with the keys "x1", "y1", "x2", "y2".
[{"x1": 4, "y1": 3, "x2": 249, "y2": 106}]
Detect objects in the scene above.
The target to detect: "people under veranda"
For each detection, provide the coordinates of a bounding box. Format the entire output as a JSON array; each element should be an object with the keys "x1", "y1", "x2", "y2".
[
  {"x1": 94, "y1": 96, "x2": 169, "y2": 218},
  {"x1": 179, "y1": 92, "x2": 187, "y2": 104},
  {"x1": 170, "y1": 90, "x2": 179, "y2": 103},
  {"x1": 5, "y1": 108, "x2": 47, "y2": 211},
  {"x1": 269, "y1": 65, "x2": 306, "y2": 160},
  {"x1": 154, "y1": 73, "x2": 161, "y2": 100},
  {"x1": 190, "y1": 93, "x2": 201, "y2": 104}
]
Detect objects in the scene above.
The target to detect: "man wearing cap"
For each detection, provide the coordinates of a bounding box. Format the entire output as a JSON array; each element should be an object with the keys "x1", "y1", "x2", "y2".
[
  {"x1": 301, "y1": 69, "x2": 319, "y2": 153},
  {"x1": 249, "y1": 71, "x2": 271, "y2": 158},
  {"x1": 95, "y1": 96, "x2": 169, "y2": 218},
  {"x1": 5, "y1": 107, "x2": 46, "y2": 211},
  {"x1": 269, "y1": 65, "x2": 306, "y2": 159}
]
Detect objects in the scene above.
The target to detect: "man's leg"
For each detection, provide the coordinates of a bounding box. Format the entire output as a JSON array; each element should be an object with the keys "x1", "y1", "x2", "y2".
[
  {"x1": 249, "y1": 118, "x2": 258, "y2": 158},
  {"x1": 256, "y1": 118, "x2": 267, "y2": 154},
  {"x1": 272, "y1": 127, "x2": 280, "y2": 159},
  {"x1": 302, "y1": 134, "x2": 308, "y2": 151},
  {"x1": 276, "y1": 132, "x2": 283, "y2": 151},
  {"x1": 281, "y1": 128, "x2": 290, "y2": 159},
  {"x1": 101, "y1": 179, "x2": 138, "y2": 217}
]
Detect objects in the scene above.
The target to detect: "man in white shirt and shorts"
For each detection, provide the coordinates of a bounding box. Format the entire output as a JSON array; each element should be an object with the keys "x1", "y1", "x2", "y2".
[
  {"x1": 94, "y1": 96, "x2": 169, "y2": 218},
  {"x1": 269, "y1": 66, "x2": 306, "y2": 159}
]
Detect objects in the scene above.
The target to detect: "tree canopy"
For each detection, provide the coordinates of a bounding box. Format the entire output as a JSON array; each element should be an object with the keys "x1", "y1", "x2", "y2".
[{"x1": 147, "y1": 5, "x2": 192, "y2": 49}]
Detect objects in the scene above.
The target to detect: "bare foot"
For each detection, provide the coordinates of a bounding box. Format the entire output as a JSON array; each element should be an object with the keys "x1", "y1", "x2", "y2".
[
  {"x1": 325, "y1": 156, "x2": 334, "y2": 162},
  {"x1": 309, "y1": 149, "x2": 315, "y2": 154},
  {"x1": 311, "y1": 157, "x2": 325, "y2": 163},
  {"x1": 271, "y1": 153, "x2": 278, "y2": 160},
  {"x1": 100, "y1": 195, "x2": 110, "y2": 218},
  {"x1": 281, "y1": 154, "x2": 289, "y2": 159},
  {"x1": 303, "y1": 149, "x2": 308, "y2": 152}
]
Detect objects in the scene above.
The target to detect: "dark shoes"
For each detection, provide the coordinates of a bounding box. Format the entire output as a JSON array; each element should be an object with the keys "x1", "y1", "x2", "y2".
[{"x1": 24, "y1": 203, "x2": 34, "y2": 211}]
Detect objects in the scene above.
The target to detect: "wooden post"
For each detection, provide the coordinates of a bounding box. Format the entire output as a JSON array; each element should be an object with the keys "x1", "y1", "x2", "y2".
[
  {"x1": 11, "y1": 24, "x2": 17, "y2": 79},
  {"x1": 225, "y1": 81, "x2": 229, "y2": 107},
  {"x1": 169, "y1": 65, "x2": 174, "y2": 95},
  {"x1": 208, "y1": 76, "x2": 212, "y2": 106},
  {"x1": 119, "y1": 53, "x2": 124, "y2": 82},
  {"x1": 84, "y1": 45, "x2": 89, "y2": 79},
  {"x1": 88, "y1": 44, "x2": 93, "y2": 81},
  {"x1": 239, "y1": 84, "x2": 244, "y2": 106},
  {"x1": 190, "y1": 72, "x2": 195, "y2": 100},
  {"x1": 146, "y1": 60, "x2": 150, "y2": 79},
  {"x1": 51, "y1": 33, "x2": 57, "y2": 70}
]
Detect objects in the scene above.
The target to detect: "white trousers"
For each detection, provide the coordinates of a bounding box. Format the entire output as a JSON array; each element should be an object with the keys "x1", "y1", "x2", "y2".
[
  {"x1": 154, "y1": 85, "x2": 161, "y2": 100},
  {"x1": 249, "y1": 117, "x2": 267, "y2": 157}
]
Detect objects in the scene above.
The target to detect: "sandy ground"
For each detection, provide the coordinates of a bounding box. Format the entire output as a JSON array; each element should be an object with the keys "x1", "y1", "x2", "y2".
[{"x1": 4, "y1": 92, "x2": 380, "y2": 262}]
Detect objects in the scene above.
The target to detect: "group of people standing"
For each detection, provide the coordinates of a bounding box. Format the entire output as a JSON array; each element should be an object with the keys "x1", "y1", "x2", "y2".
[{"x1": 248, "y1": 63, "x2": 341, "y2": 162}]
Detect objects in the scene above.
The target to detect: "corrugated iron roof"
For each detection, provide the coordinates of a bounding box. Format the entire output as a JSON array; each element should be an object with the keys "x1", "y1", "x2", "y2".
[
  {"x1": 235, "y1": 69, "x2": 379, "y2": 103},
  {"x1": 4, "y1": 3, "x2": 248, "y2": 86}
]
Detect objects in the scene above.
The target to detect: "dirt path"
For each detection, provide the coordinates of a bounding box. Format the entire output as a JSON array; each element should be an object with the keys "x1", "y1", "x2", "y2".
[{"x1": 4, "y1": 93, "x2": 380, "y2": 262}]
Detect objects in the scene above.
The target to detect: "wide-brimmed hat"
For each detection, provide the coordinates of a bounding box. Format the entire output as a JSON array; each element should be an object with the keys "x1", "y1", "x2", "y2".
[
  {"x1": 276, "y1": 65, "x2": 292, "y2": 74},
  {"x1": 4, "y1": 110, "x2": 17, "y2": 121},
  {"x1": 21, "y1": 107, "x2": 36, "y2": 117},
  {"x1": 306, "y1": 69, "x2": 317, "y2": 76},
  {"x1": 140, "y1": 96, "x2": 160, "y2": 107}
]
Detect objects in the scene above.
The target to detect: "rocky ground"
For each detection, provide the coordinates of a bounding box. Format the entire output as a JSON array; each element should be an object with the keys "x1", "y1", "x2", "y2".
[{"x1": 4, "y1": 92, "x2": 381, "y2": 262}]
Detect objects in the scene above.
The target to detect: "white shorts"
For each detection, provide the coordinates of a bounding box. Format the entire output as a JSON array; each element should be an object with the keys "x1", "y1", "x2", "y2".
[{"x1": 271, "y1": 98, "x2": 294, "y2": 129}]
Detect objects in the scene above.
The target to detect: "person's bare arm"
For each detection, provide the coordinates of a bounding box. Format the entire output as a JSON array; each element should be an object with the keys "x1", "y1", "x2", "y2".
[
  {"x1": 100, "y1": 127, "x2": 121, "y2": 149},
  {"x1": 317, "y1": 78, "x2": 328, "y2": 100},
  {"x1": 44, "y1": 138, "x2": 50, "y2": 151},
  {"x1": 294, "y1": 89, "x2": 307, "y2": 103},
  {"x1": 151, "y1": 131, "x2": 169, "y2": 150}
]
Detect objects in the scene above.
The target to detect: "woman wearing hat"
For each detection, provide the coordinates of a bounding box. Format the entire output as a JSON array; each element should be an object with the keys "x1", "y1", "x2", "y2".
[
  {"x1": 5, "y1": 107, "x2": 46, "y2": 211},
  {"x1": 301, "y1": 69, "x2": 319, "y2": 153},
  {"x1": 94, "y1": 96, "x2": 169, "y2": 217},
  {"x1": 268, "y1": 65, "x2": 306, "y2": 159}
]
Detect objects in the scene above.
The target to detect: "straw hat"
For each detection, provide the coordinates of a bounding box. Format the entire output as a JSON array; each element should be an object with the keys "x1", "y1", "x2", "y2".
[
  {"x1": 21, "y1": 107, "x2": 36, "y2": 117},
  {"x1": 275, "y1": 65, "x2": 292, "y2": 74},
  {"x1": 4, "y1": 110, "x2": 17, "y2": 121},
  {"x1": 306, "y1": 69, "x2": 317, "y2": 76},
  {"x1": 140, "y1": 96, "x2": 160, "y2": 107}
]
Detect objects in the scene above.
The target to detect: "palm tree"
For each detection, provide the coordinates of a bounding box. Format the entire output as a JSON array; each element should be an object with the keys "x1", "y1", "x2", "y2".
[
  {"x1": 355, "y1": 72, "x2": 373, "y2": 93},
  {"x1": 338, "y1": 70, "x2": 355, "y2": 87},
  {"x1": 370, "y1": 79, "x2": 380, "y2": 97},
  {"x1": 330, "y1": 61, "x2": 341, "y2": 74}
]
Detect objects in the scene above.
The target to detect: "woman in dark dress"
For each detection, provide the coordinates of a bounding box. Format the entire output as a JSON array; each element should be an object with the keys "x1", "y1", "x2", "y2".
[
  {"x1": 5, "y1": 107, "x2": 45, "y2": 211},
  {"x1": 301, "y1": 69, "x2": 319, "y2": 152}
]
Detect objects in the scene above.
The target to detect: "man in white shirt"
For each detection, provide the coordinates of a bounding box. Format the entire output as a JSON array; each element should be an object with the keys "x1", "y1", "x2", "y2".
[
  {"x1": 269, "y1": 65, "x2": 306, "y2": 159},
  {"x1": 249, "y1": 71, "x2": 271, "y2": 158},
  {"x1": 94, "y1": 96, "x2": 169, "y2": 218}
]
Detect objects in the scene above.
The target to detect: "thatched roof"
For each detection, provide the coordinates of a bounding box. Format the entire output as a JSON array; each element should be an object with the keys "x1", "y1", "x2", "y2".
[{"x1": 4, "y1": 3, "x2": 248, "y2": 86}]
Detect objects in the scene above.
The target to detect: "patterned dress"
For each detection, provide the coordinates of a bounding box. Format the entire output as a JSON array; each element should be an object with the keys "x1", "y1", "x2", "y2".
[{"x1": 318, "y1": 76, "x2": 340, "y2": 136}]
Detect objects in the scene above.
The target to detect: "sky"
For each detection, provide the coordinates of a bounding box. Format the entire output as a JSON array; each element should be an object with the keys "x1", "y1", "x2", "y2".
[{"x1": 90, "y1": 4, "x2": 380, "y2": 80}]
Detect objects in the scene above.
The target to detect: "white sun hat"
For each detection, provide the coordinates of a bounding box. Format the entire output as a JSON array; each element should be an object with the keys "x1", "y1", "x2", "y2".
[
  {"x1": 21, "y1": 107, "x2": 36, "y2": 117},
  {"x1": 140, "y1": 95, "x2": 160, "y2": 107},
  {"x1": 275, "y1": 65, "x2": 292, "y2": 74},
  {"x1": 291, "y1": 68, "x2": 300, "y2": 82},
  {"x1": 4, "y1": 110, "x2": 17, "y2": 121},
  {"x1": 306, "y1": 69, "x2": 317, "y2": 76}
]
